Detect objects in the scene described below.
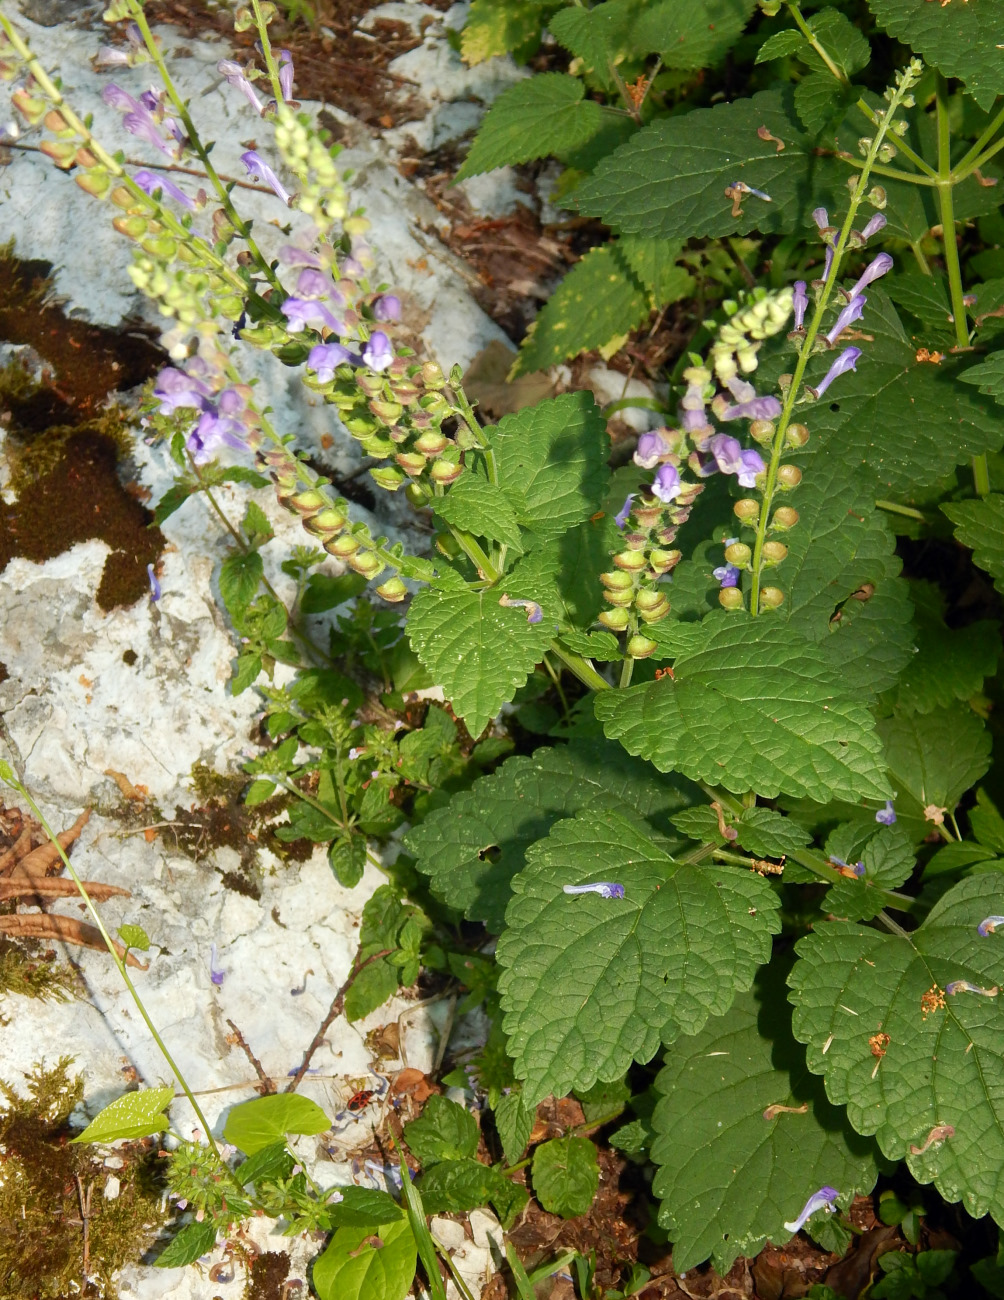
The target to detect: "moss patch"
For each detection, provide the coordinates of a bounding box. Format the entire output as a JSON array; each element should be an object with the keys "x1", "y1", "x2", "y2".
[{"x1": 0, "y1": 937, "x2": 79, "y2": 1008}]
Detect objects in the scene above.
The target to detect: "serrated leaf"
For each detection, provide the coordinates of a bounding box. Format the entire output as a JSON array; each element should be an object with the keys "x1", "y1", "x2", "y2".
[
  {"x1": 893, "y1": 582, "x2": 1000, "y2": 715},
  {"x1": 866, "y1": 0, "x2": 1004, "y2": 111},
  {"x1": 943, "y1": 494, "x2": 1004, "y2": 594},
  {"x1": 514, "y1": 244, "x2": 649, "y2": 375},
  {"x1": 222, "y1": 1093, "x2": 330, "y2": 1155},
  {"x1": 312, "y1": 1217, "x2": 416, "y2": 1300},
  {"x1": 595, "y1": 613, "x2": 891, "y2": 802},
  {"x1": 416, "y1": 1157, "x2": 503, "y2": 1214},
  {"x1": 789, "y1": 874, "x2": 1004, "y2": 1224},
  {"x1": 652, "y1": 969, "x2": 880, "y2": 1273},
  {"x1": 575, "y1": 86, "x2": 843, "y2": 242},
  {"x1": 797, "y1": 289, "x2": 1002, "y2": 498},
  {"x1": 326, "y1": 1186, "x2": 405, "y2": 1227},
  {"x1": 219, "y1": 550, "x2": 264, "y2": 615},
  {"x1": 880, "y1": 705, "x2": 991, "y2": 821},
  {"x1": 756, "y1": 28, "x2": 805, "y2": 62},
  {"x1": 328, "y1": 835, "x2": 367, "y2": 888},
  {"x1": 344, "y1": 957, "x2": 400, "y2": 1022},
  {"x1": 885, "y1": 274, "x2": 955, "y2": 340},
  {"x1": 301, "y1": 572, "x2": 367, "y2": 613},
  {"x1": 558, "y1": 629, "x2": 622, "y2": 661},
  {"x1": 488, "y1": 392, "x2": 609, "y2": 541},
  {"x1": 404, "y1": 740, "x2": 696, "y2": 931},
  {"x1": 616, "y1": 235, "x2": 693, "y2": 304},
  {"x1": 824, "y1": 824, "x2": 916, "y2": 922},
  {"x1": 548, "y1": 0, "x2": 643, "y2": 86},
  {"x1": 532, "y1": 1137, "x2": 599, "y2": 1217},
  {"x1": 794, "y1": 73, "x2": 849, "y2": 135},
  {"x1": 461, "y1": 0, "x2": 543, "y2": 64},
  {"x1": 234, "y1": 1141, "x2": 296, "y2": 1188},
  {"x1": 153, "y1": 482, "x2": 195, "y2": 525},
  {"x1": 735, "y1": 807, "x2": 812, "y2": 859},
  {"x1": 406, "y1": 579, "x2": 555, "y2": 737},
  {"x1": 403, "y1": 1096, "x2": 479, "y2": 1166},
  {"x1": 495, "y1": 1089, "x2": 536, "y2": 1164},
  {"x1": 800, "y1": 9, "x2": 870, "y2": 77},
  {"x1": 154, "y1": 1219, "x2": 218, "y2": 1268},
  {"x1": 497, "y1": 809, "x2": 780, "y2": 1105},
  {"x1": 432, "y1": 475, "x2": 524, "y2": 552},
  {"x1": 71, "y1": 1086, "x2": 174, "y2": 1144},
  {"x1": 959, "y1": 352, "x2": 1004, "y2": 403},
  {"x1": 457, "y1": 74, "x2": 606, "y2": 179},
  {"x1": 631, "y1": 0, "x2": 757, "y2": 69}
]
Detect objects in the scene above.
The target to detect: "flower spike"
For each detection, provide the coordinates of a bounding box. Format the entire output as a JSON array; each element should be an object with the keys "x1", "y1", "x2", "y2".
[
  {"x1": 784, "y1": 1187, "x2": 839, "y2": 1234},
  {"x1": 563, "y1": 882, "x2": 626, "y2": 899}
]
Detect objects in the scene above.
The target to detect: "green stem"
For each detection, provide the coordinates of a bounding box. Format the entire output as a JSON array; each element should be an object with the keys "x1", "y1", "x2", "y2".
[
  {"x1": 250, "y1": 0, "x2": 286, "y2": 104},
  {"x1": 835, "y1": 153, "x2": 938, "y2": 187},
  {"x1": 854, "y1": 100, "x2": 938, "y2": 179},
  {"x1": 909, "y1": 240, "x2": 932, "y2": 275},
  {"x1": 786, "y1": 2, "x2": 845, "y2": 84},
  {"x1": 951, "y1": 100, "x2": 1004, "y2": 179},
  {"x1": 619, "y1": 654, "x2": 635, "y2": 688},
  {"x1": 124, "y1": 0, "x2": 281, "y2": 293},
  {"x1": 7, "y1": 779, "x2": 221, "y2": 1157},
  {"x1": 749, "y1": 70, "x2": 917, "y2": 613},
  {"x1": 549, "y1": 643, "x2": 612, "y2": 693}
]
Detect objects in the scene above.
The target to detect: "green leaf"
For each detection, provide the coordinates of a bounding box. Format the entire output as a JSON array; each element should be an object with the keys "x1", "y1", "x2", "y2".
[
  {"x1": 548, "y1": 0, "x2": 644, "y2": 87},
  {"x1": 489, "y1": 392, "x2": 609, "y2": 543},
  {"x1": 244, "y1": 778, "x2": 277, "y2": 807},
  {"x1": 558, "y1": 629, "x2": 622, "y2": 661},
  {"x1": 893, "y1": 582, "x2": 1000, "y2": 714},
  {"x1": 959, "y1": 351, "x2": 1004, "y2": 404},
  {"x1": 403, "y1": 1096, "x2": 479, "y2": 1166},
  {"x1": 432, "y1": 476, "x2": 524, "y2": 552},
  {"x1": 799, "y1": 8, "x2": 870, "y2": 77},
  {"x1": 880, "y1": 705, "x2": 991, "y2": 821},
  {"x1": 515, "y1": 244, "x2": 649, "y2": 375},
  {"x1": 491, "y1": 1177, "x2": 531, "y2": 1230},
  {"x1": 457, "y1": 74, "x2": 606, "y2": 180},
  {"x1": 241, "y1": 500, "x2": 274, "y2": 546},
  {"x1": 866, "y1": 0, "x2": 1004, "y2": 110},
  {"x1": 789, "y1": 874, "x2": 1004, "y2": 1224},
  {"x1": 495, "y1": 1090, "x2": 536, "y2": 1164},
  {"x1": 406, "y1": 578, "x2": 556, "y2": 737},
  {"x1": 735, "y1": 807, "x2": 812, "y2": 859},
  {"x1": 71, "y1": 1086, "x2": 174, "y2": 1144},
  {"x1": 222, "y1": 1093, "x2": 330, "y2": 1155},
  {"x1": 153, "y1": 482, "x2": 195, "y2": 525},
  {"x1": 154, "y1": 1219, "x2": 218, "y2": 1268},
  {"x1": 117, "y1": 923, "x2": 150, "y2": 952},
  {"x1": 970, "y1": 789, "x2": 1004, "y2": 855},
  {"x1": 617, "y1": 235, "x2": 693, "y2": 304},
  {"x1": 461, "y1": 0, "x2": 543, "y2": 64},
  {"x1": 824, "y1": 825, "x2": 916, "y2": 923},
  {"x1": 301, "y1": 572, "x2": 368, "y2": 614},
  {"x1": 652, "y1": 971, "x2": 880, "y2": 1273},
  {"x1": 219, "y1": 551, "x2": 264, "y2": 616},
  {"x1": 497, "y1": 809, "x2": 780, "y2": 1105},
  {"x1": 575, "y1": 1076, "x2": 632, "y2": 1121},
  {"x1": 885, "y1": 274, "x2": 954, "y2": 341},
  {"x1": 404, "y1": 740, "x2": 696, "y2": 931},
  {"x1": 756, "y1": 28, "x2": 805, "y2": 62},
  {"x1": 794, "y1": 73, "x2": 849, "y2": 135},
  {"x1": 943, "y1": 494, "x2": 1004, "y2": 595},
  {"x1": 234, "y1": 1140, "x2": 295, "y2": 1188},
  {"x1": 328, "y1": 835, "x2": 368, "y2": 888},
  {"x1": 344, "y1": 957, "x2": 401, "y2": 1022},
  {"x1": 595, "y1": 613, "x2": 891, "y2": 802},
  {"x1": 416, "y1": 1157, "x2": 503, "y2": 1214},
  {"x1": 575, "y1": 86, "x2": 842, "y2": 242},
  {"x1": 312, "y1": 1216, "x2": 417, "y2": 1300},
  {"x1": 326, "y1": 1186, "x2": 406, "y2": 1227},
  {"x1": 532, "y1": 1137, "x2": 600, "y2": 1217},
  {"x1": 631, "y1": 0, "x2": 757, "y2": 69},
  {"x1": 231, "y1": 651, "x2": 262, "y2": 695}
]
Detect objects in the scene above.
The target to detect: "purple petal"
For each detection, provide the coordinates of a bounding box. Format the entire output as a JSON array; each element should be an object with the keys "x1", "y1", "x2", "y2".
[
  {"x1": 861, "y1": 213, "x2": 887, "y2": 241},
  {"x1": 122, "y1": 110, "x2": 174, "y2": 158},
  {"x1": 278, "y1": 49, "x2": 295, "y2": 102},
  {"x1": 282, "y1": 297, "x2": 344, "y2": 333},
  {"x1": 277, "y1": 244, "x2": 324, "y2": 269},
  {"x1": 240, "y1": 150, "x2": 291, "y2": 205},
  {"x1": 373, "y1": 294, "x2": 402, "y2": 322},
  {"x1": 875, "y1": 801, "x2": 897, "y2": 825},
  {"x1": 147, "y1": 563, "x2": 161, "y2": 602},
  {"x1": 736, "y1": 449, "x2": 765, "y2": 487},
  {"x1": 813, "y1": 347, "x2": 862, "y2": 398},
  {"x1": 634, "y1": 429, "x2": 669, "y2": 469},
  {"x1": 218, "y1": 59, "x2": 265, "y2": 114},
  {"x1": 295, "y1": 268, "x2": 336, "y2": 300},
  {"x1": 720, "y1": 395, "x2": 783, "y2": 423},
  {"x1": 614, "y1": 494, "x2": 635, "y2": 529},
  {"x1": 850, "y1": 252, "x2": 894, "y2": 298},
  {"x1": 652, "y1": 463, "x2": 681, "y2": 503},
  {"x1": 132, "y1": 168, "x2": 197, "y2": 212},
  {"x1": 978, "y1": 915, "x2": 1004, "y2": 937},
  {"x1": 825, "y1": 294, "x2": 866, "y2": 346},
  {"x1": 784, "y1": 1187, "x2": 839, "y2": 1235},
  {"x1": 362, "y1": 331, "x2": 394, "y2": 372},
  {"x1": 308, "y1": 342, "x2": 355, "y2": 382},
  {"x1": 793, "y1": 280, "x2": 808, "y2": 331},
  {"x1": 101, "y1": 83, "x2": 143, "y2": 114},
  {"x1": 713, "y1": 563, "x2": 741, "y2": 589},
  {"x1": 563, "y1": 882, "x2": 625, "y2": 899},
  {"x1": 822, "y1": 246, "x2": 834, "y2": 284},
  {"x1": 812, "y1": 207, "x2": 829, "y2": 231}
]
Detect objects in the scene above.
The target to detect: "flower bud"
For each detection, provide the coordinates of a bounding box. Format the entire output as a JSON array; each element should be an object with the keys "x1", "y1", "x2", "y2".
[
  {"x1": 75, "y1": 169, "x2": 112, "y2": 199},
  {"x1": 113, "y1": 214, "x2": 150, "y2": 240},
  {"x1": 370, "y1": 466, "x2": 406, "y2": 492},
  {"x1": 785, "y1": 423, "x2": 809, "y2": 448},
  {"x1": 375, "y1": 577, "x2": 408, "y2": 602},
  {"x1": 759, "y1": 586, "x2": 785, "y2": 610},
  {"x1": 749, "y1": 419, "x2": 775, "y2": 446},
  {"x1": 289, "y1": 488, "x2": 327, "y2": 517},
  {"x1": 724, "y1": 541, "x2": 752, "y2": 567},
  {"x1": 429, "y1": 459, "x2": 464, "y2": 485},
  {"x1": 632, "y1": 504, "x2": 663, "y2": 530},
  {"x1": 598, "y1": 607, "x2": 630, "y2": 632},
  {"x1": 638, "y1": 602, "x2": 670, "y2": 625},
  {"x1": 733, "y1": 499, "x2": 760, "y2": 525},
  {"x1": 762, "y1": 541, "x2": 788, "y2": 565},
  {"x1": 777, "y1": 464, "x2": 803, "y2": 489},
  {"x1": 110, "y1": 186, "x2": 136, "y2": 209},
  {"x1": 627, "y1": 634, "x2": 658, "y2": 659},
  {"x1": 421, "y1": 361, "x2": 446, "y2": 389},
  {"x1": 413, "y1": 431, "x2": 449, "y2": 457},
  {"x1": 612, "y1": 549, "x2": 649, "y2": 573},
  {"x1": 348, "y1": 551, "x2": 384, "y2": 579},
  {"x1": 771, "y1": 506, "x2": 799, "y2": 530},
  {"x1": 603, "y1": 588, "x2": 634, "y2": 608},
  {"x1": 719, "y1": 587, "x2": 745, "y2": 610},
  {"x1": 406, "y1": 482, "x2": 430, "y2": 509},
  {"x1": 39, "y1": 138, "x2": 77, "y2": 168},
  {"x1": 369, "y1": 399, "x2": 403, "y2": 423},
  {"x1": 600, "y1": 570, "x2": 634, "y2": 591},
  {"x1": 327, "y1": 534, "x2": 361, "y2": 557},
  {"x1": 635, "y1": 588, "x2": 668, "y2": 614},
  {"x1": 648, "y1": 548, "x2": 682, "y2": 574},
  {"x1": 395, "y1": 452, "x2": 427, "y2": 477},
  {"x1": 11, "y1": 89, "x2": 47, "y2": 124}
]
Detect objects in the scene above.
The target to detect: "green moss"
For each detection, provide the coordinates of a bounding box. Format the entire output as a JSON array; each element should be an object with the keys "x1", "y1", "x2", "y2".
[
  {"x1": 0, "y1": 1059, "x2": 169, "y2": 1299},
  {"x1": 0, "y1": 938, "x2": 79, "y2": 1008}
]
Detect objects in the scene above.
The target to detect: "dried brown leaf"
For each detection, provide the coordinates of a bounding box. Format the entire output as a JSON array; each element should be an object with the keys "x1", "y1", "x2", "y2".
[
  {"x1": 0, "y1": 877, "x2": 130, "y2": 902},
  {"x1": 0, "y1": 912, "x2": 148, "y2": 968},
  {"x1": 0, "y1": 825, "x2": 36, "y2": 876},
  {"x1": 12, "y1": 809, "x2": 90, "y2": 877}
]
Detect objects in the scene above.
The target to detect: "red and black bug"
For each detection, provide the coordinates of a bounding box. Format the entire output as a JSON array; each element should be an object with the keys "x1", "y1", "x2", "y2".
[{"x1": 345, "y1": 1088, "x2": 377, "y2": 1113}]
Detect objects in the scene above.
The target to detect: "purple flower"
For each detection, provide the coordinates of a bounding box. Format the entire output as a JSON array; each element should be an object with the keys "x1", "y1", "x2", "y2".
[
  {"x1": 784, "y1": 1187, "x2": 839, "y2": 1234},
  {"x1": 708, "y1": 434, "x2": 765, "y2": 487},
  {"x1": 362, "y1": 331, "x2": 394, "y2": 372},
  {"x1": 875, "y1": 801, "x2": 897, "y2": 826},
  {"x1": 309, "y1": 342, "x2": 355, "y2": 382},
  {"x1": 714, "y1": 563, "x2": 741, "y2": 588},
  {"x1": 133, "y1": 168, "x2": 197, "y2": 211},
  {"x1": 849, "y1": 252, "x2": 893, "y2": 299},
  {"x1": 563, "y1": 882, "x2": 625, "y2": 899},
  {"x1": 101, "y1": 83, "x2": 144, "y2": 114},
  {"x1": 812, "y1": 207, "x2": 829, "y2": 231},
  {"x1": 812, "y1": 347, "x2": 861, "y2": 398},
  {"x1": 861, "y1": 213, "x2": 887, "y2": 241},
  {"x1": 147, "y1": 563, "x2": 161, "y2": 602},
  {"x1": 240, "y1": 150, "x2": 291, "y2": 205},
  {"x1": 373, "y1": 294, "x2": 402, "y2": 322},
  {"x1": 720, "y1": 394, "x2": 783, "y2": 422},
  {"x1": 977, "y1": 915, "x2": 1004, "y2": 937},
  {"x1": 634, "y1": 429, "x2": 669, "y2": 469},
  {"x1": 499, "y1": 595, "x2": 543, "y2": 623},
  {"x1": 295, "y1": 268, "x2": 339, "y2": 301},
  {"x1": 830, "y1": 856, "x2": 865, "y2": 877},
  {"x1": 614, "y1": 495, "x2": 635, "y2": 529},
  {"x1": 188, "y1": 410, "x2": 247, "y2": 463},
  {"x1": 946, "y1": 980, "x2": 998, "y2": 997},
  {"x1": 122, "y1": 110, "x2": 174, "y2": 158},
  {"x1": 282, "y1": 297, "x2": 345, "y2": 333},
  {"x1": 652, "y1": 463, "x2": 682, "y2": 503},
  {"x1": 153, "y1": 366, "x2": 213, "y2": 415},
  {"x1": 822, "y1": 246, "x2": 834, "y2": 284},
  {"x1": 278, "y1": 244, "x2": 324, "y2": 269},
  {"x1": 826, "y1": 294, "x2": 866, "y2": 346},
  {"x1": 278, "y1": 49, "x2": 295, "y2": 103},
  {"x1": 793, "y1": 281, "x2": 808, "y2": 331},
  {"x1": 209, "y1": 943, "x2": 226, "y2": 987},
  {"x1": 218, "y1": 59, "x2": 265, "y2": 114}
]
